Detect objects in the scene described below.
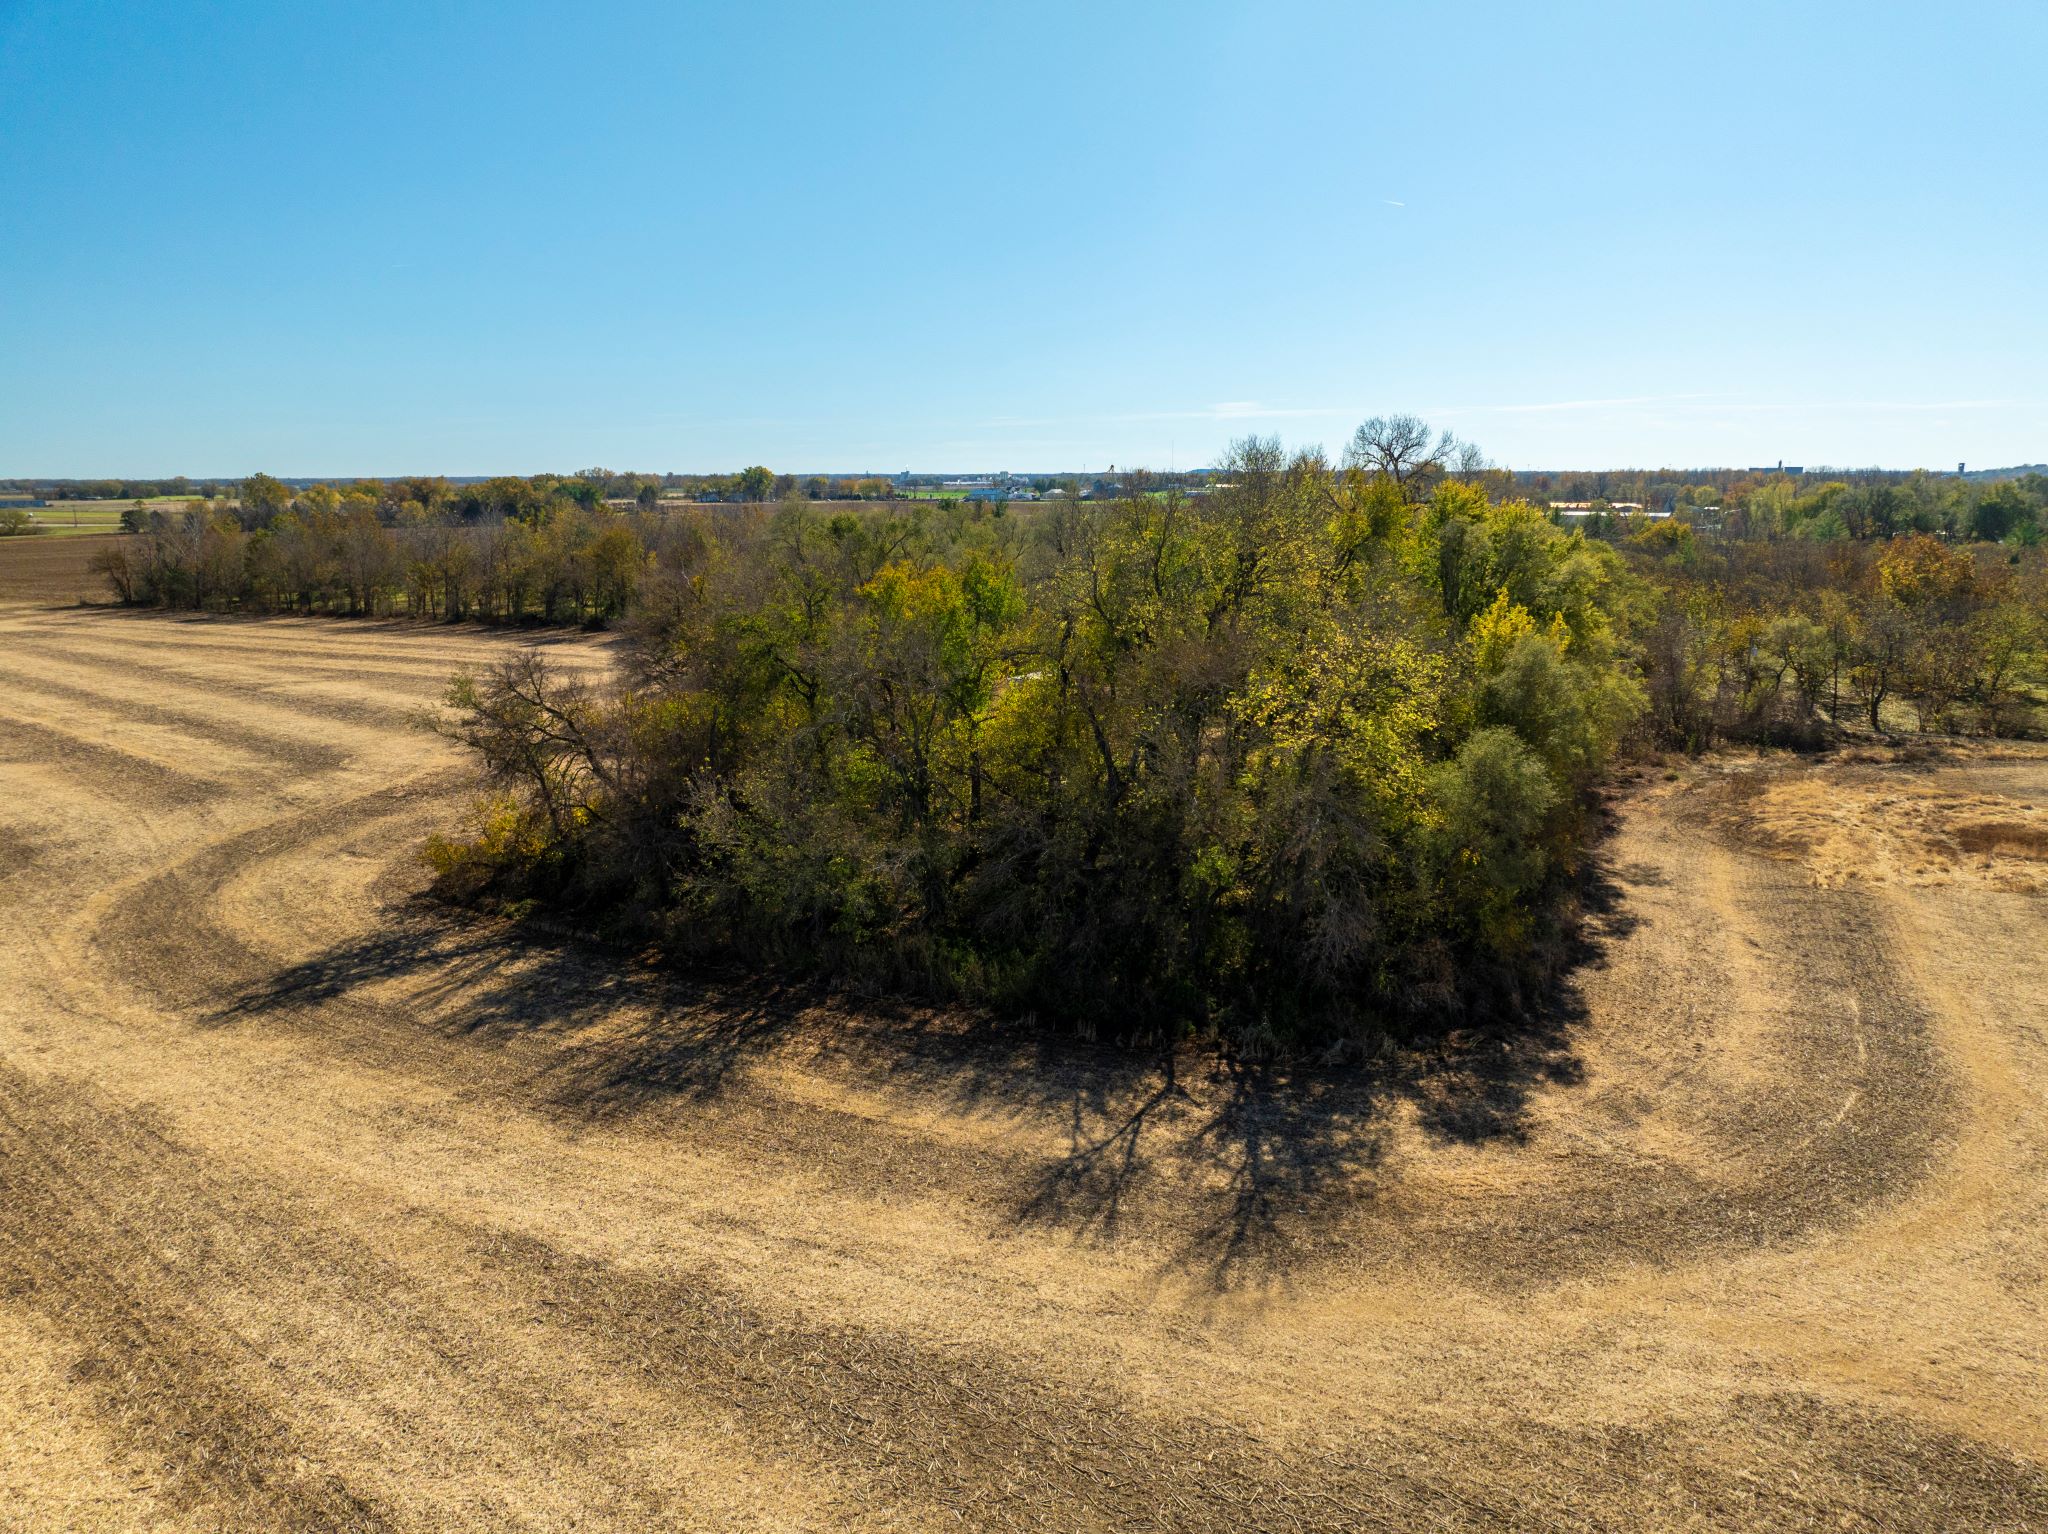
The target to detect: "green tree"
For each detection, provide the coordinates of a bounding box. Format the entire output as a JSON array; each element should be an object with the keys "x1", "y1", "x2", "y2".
[
  {"x1": 438, "y1": 429, "x2": 1648, "y2": 1047},
  {"x1": 239, "y1": 472, "x2": 293, "y2": 529}
]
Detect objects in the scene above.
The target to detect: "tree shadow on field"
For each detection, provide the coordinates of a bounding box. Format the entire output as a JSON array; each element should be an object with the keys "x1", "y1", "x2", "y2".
[
  {"x1": 208, "y1": 916, "x2": 801, "y2": 1106},
  {"x1": 1005, "y1": 851, "x2": 1640, "y2": 1291},
  {"x1": 210, "y1": 844, "x2": 1641, "y2": 1294}
]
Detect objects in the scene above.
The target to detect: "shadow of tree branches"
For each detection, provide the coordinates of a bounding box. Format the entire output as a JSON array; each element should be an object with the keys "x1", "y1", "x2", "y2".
[{"x1": 210, "y1": 848, "x2": 1639, "y2": 1294}]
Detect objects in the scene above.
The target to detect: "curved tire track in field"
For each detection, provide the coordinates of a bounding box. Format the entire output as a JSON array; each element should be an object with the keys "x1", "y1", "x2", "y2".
[{"x1": 2, "y1": 603, "x2": 2045, "y2": 1531}]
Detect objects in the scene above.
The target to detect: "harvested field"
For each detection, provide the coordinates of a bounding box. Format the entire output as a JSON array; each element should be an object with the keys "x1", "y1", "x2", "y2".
[
  {"x1": 2, "y1": 601, "x2": 2046, "y2": 1531},
  {"x1": 0, "y1": 531, "x2": 120, "y2": 607}
]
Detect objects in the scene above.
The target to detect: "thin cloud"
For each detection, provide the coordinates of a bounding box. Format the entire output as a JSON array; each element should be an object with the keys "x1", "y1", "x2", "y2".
[
  {"x1": 1754, "y1": 398, "x2": 2043, "y2": 413},
  {"x1": 1428, "y1": 393, "x2": 1722, "y2": 416}
]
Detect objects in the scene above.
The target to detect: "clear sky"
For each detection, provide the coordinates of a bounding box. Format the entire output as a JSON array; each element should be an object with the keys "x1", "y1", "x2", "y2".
[{"x1": 2, "y1": 0, "x2": 2043, "y2": 477}]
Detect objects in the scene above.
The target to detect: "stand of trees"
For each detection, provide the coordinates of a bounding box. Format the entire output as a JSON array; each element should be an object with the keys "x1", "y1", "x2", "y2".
[
  {"x1": 1625, "y1": 527, "x2": 2045, "y2": 746},
  {"x1": 81, "y1": 468, "x2": 912, "y2": 618},
  {"x1": 84, "y1": 456, "x2": 2048, "y2": 755},
  {"x1": 430, "y1": 431, "x2": 1645, "y2": 1048},
  {"x1": 82, "y1": 426, "x2": 2044, "y2": 1047},
  {"x1": 90, "y1": 495, "x2": 650, "y2": 622}
]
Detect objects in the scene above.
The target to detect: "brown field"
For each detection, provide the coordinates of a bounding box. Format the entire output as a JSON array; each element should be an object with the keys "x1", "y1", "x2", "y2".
[
  {"x1": 2, "y1": 594, "x2": 2046, "y2": 1532},
  {"x1": 0, "y1": 531, "x2": 121, "y2": 606}
]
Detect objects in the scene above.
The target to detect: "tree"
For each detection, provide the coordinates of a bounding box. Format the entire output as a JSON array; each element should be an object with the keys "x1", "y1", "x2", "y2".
[
  {"x1": 1850, "y1": 602, "x2": 1913, "y2": 733},
  {"x1": 337, "y1": 504, "x2": 400, "y2": 614},
  {"x1": 1431, "y1": 728, "x2": 1559, "y2": 945},
  {"x1": 438, "y1": 651, "x2": 618, "y2": 843},
  {"x1": 1973, "y1": 601, "x2": 2045, "y2": 734},
  {"x1": 734, "y1": 465, "x2": 776, "y2": 502},
  {"x1": 1345, "y1": 415, "x2": 1463, "y2": 502},
  {"x1": 582, "y1": 521, "x2": 645, "y2": 617},
  {"x1": 239, "y1": 472, "x2": 293, "y2": 529},
  {"x1": 1971, "y1": 482, "x2": 2033, "y2": 543},
  {"x1": 87, "y1": 539, "x2": 138, "y2": 599}
]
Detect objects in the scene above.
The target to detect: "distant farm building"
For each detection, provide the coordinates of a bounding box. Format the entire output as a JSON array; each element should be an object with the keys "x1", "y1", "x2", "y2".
[{"x1": 1550, "y1": 501, "x2": 1670, "y2": 522}]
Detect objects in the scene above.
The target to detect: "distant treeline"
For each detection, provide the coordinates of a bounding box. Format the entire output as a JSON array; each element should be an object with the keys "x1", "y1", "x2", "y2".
[
  {"x1": 8, "y1": 467, "x2": 900, "y2": 508},
  {"x1": 92, "y1": 448, "x2": 2048, "y2": 747},
  {"x1": 93, "y1": 497, "x2": 651, "y2": 622},
  {"x1": 15, "y1": 460, "x2": 2047, "y2": 525},
  {"x1": 90, "y1": 459, "x2": 2048, "y2": 730},
  {"x1": 84, "y1": 471, "x2": 931, "y2": 619},
  {"x1": 5, "y1": 476, "x2": 233, "y2": 501},
  {"x1": 1512, "y1": 466, "x2": 2048, "y2": 544},
  {"x1": 78, "y1": 470, "x2": 1123, "y2": 618}
]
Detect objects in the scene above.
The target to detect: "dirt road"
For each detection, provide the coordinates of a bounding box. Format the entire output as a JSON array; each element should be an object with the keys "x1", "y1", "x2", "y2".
[{"x1": 3, "y1": 600, "x2": 2046, "y2": 1532}]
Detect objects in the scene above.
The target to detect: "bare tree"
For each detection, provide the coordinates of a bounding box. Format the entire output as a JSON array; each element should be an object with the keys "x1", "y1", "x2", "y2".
[
  {"x1": 437, "y1": 650, "x2": 618, "y2": 840},
  {"x1": 1345, "y1": 414, "x2": 1467, "y2": 501}
]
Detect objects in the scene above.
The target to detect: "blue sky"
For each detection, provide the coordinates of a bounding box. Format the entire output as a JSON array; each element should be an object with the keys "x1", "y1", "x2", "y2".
[{"x1": 2, "y1": 0, "x2": 2042, "y2": 475}]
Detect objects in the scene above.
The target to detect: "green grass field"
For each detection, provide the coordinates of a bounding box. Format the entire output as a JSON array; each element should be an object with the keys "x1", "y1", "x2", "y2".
[{"x1": 8, "y1": 497, "x2": 199, "y2": 536}]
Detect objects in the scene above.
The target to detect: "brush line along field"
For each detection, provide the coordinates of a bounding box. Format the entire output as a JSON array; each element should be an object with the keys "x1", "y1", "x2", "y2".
[{"x1": 1, "y1": 594, "x2": 2046, "y2": 1528}]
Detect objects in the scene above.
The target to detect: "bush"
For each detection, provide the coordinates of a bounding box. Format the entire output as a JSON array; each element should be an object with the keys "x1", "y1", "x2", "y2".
[{"x1": 1430, "y1": 727, "x2": 1559, "y2": 947}]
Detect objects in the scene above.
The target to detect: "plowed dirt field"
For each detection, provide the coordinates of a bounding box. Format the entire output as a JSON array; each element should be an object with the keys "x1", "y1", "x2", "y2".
[{"x1": 3, "y1": 595, "x2": 2045, "y2": 1531}]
